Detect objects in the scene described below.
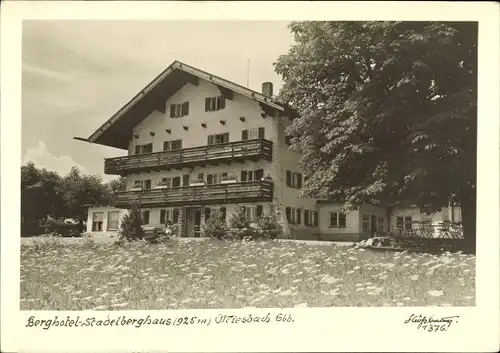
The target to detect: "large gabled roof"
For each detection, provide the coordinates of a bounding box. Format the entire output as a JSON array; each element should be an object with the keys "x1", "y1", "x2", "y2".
[{"x1": 79, "y1": 60, "x2": 296, "y2": 150}]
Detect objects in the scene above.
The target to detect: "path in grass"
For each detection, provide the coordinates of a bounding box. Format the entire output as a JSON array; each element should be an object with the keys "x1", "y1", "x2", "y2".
[{"x1": 20, "y1": 238, "x2": 475, "y2": 310}]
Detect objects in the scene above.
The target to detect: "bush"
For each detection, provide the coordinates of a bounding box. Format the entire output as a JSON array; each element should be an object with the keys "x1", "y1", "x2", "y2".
[
  {"x1": 118, "y1": 202, "x2": 145, "y2": 242},
  {"x1": 255, "y1": 212, "x2": 283, "y2": 240},
  {"x1": 42, "y1": 218, "x2": 83, "y2": 237},
  {"x1": 202, "y1": 211, "x2": 229, "y2": 239},
  {"x1": 144, "y1": 224, "x2": 178, "y2": 244},
  {"x1": 228, "y1": 207, "x2": 258, "y2": 240}
]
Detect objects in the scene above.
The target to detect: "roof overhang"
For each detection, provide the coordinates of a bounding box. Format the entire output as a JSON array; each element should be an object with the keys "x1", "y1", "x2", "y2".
[{"x1": 83, "y1": 60, "x2": 297, "y2": 150}]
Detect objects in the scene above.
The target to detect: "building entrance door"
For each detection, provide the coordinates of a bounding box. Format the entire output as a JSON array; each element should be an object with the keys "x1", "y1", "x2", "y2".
[{"x1": 185, "y1": 207, "x2": 201, "y2": 237}]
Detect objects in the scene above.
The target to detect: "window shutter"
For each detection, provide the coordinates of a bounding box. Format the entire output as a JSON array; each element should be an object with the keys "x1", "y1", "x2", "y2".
[
  {"x1": 207, "y1": 135, "x2": 214, "y2": 145},
  {"x1": 173, "y1": 208, "x2": 179, "y2": 223},
  {"x1": 256, "y1": 205, "x2": 263, "y2": 218},
  {"x1": 286, "y1": 170, "x2": 292, "y2": 187},
  {"x1": 220, "y1": 207, "x2": 226, "y2": 220},
  {"x1": 219, "y1": 95, "x2": 226, "y2": 110},
  {"x1": 258, "y1": 127, "x2": 265, "y2": 139},
  {"x1": 177, "y1": 140, "x2": 182, "y2": 149},
  {"x1": 135, "y1": 145, "x2": 141, "y2": 155},
  {"x1": 241, "y1": 171, "x2": 247, "y2": 182},
  {"x1": 207, "y1": 174, "x2": 213, "y2": 185},
  {"x1": 255, "y1": 169, "x2": 264, "y2": 181},
  {"x1": 160, "y1": 210, "x2": 166, "y2": 224},
  {"x1": 242, "y1": 130, "x2": 248, "y2": 141},
  {"x1": 297, "y1": 209, "x2": 302, "y2": 224},
  {"x1": 285, "y1": 207, "x2": 291, "y2": 222},
  {"x1": 170, "y1": 104, "x2": 176, "y2": 118},
  {"x1": 314, "y1": 211, "x2": 318, "y2": 226},
  {"x1": 182, "y1": 174, "x2": 190, "y2": 186},
  {"x1": 304, "y1": 211, "x2": 309, "y2": 226},
  {"x1": 182, "y1": 102, "x2": 189, "y2": 116},
  {"x1": 205, "y1": 97, "x2": 211, "y2": 112},
  {"x1": 205, "y1": 208, "x2": 211, "y2": 221},
  {"x1": 223, "y1": 133, "x2": 229, "y2": 143},
  {"x1": 297, "y1": 173, "x2": 303, "y2": 188}
]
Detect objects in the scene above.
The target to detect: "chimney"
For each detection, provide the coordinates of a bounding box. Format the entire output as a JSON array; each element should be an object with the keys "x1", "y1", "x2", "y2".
[{"x1": 262, "y1": 82, "x2": 273, "y2": 97}]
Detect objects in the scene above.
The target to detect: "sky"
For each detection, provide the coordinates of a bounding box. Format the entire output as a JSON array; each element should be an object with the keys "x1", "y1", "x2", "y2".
[{"x1": 22, "y1": 20, "x2": 295, "y2": 181}]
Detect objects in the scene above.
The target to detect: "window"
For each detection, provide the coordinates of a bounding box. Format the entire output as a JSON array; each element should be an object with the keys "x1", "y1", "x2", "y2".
[
  {"x1": 135, "y1": 143, "x2": 153, "y2": 155},
  {"x1": 160, "y1": 177, "x2": 172, "y2": 188},
  {"x1": 170, "y1": 102, "x2": 189, "y2": 118},
  {"x1": 296, "y1": 209, "x2": 302, "y2": 225},
  {"x1": 182, "y1": 174, "x2": 190, "y2": 186},
  {"x1": 133, "y1": 180, "x2": 143, "y2": 189},
  {"x1": 304, "y1": 210, "x2": 318, "y2": 227},
  {"x1": 141, "y1": 210, "x2": 150, "y2": 225},
  {"x1": 404, "y1": 216, "x2": 413, "y2": 230},
  {"x1": 377, "y1": 216, "x2": 384, "y2": 232},
  {"x1": 241, "y1": 127, "x2": 265, "y2": 140},
  {"x1": 163, "y1": 140, "x2": 182, "y2": 151},
  {"x1": 396, "y1": 216, "x2": 404, "y2": 229},
  {"x1": 208, "y1": 133, "x2": 229, "y2": 145},
  {"x1": 160, "y1": 209, "x2": 175, "y2": 224},
  {"x1": 241, "y1": 169, "x2": 263, "y2": 182},
  {"x1": 285, "y1": 135, "x2": 292, "y2": 146},
  {"x1": 329, "y1": 211, "x2": 346, "y2": 228},
  {"x1": 107, "y1": 211, "x2": 119, "y2": 231},
  {"x1": 286, "y1": 170, "x2": 302, "y2": 188},
  {"x1": 172, "y1": 176, "x2": 181, "y2": 187},
  {"x1": 92, "y1": 212, "x2": 104, "y2": 232},
  {"x1": 362, "y1": 214, "x2": 370, "y2": 231},
  {"x1": 245, "y1": 206, "x2": 257, "y2": 222},
  {"x1": 143, "y1": 180, "x2": 152, "y2": 190},
  {"x1": 285, "y1": 207, "x2": 304, "y2": 225},
  {"x1": 205, "y1": 95, "x2": 226, "y2": 112}
]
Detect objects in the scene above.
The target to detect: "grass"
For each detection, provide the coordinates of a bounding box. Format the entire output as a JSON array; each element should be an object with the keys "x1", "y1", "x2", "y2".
[{"x1": 20, "y1": 237, "x2": 475, "y2": 310}]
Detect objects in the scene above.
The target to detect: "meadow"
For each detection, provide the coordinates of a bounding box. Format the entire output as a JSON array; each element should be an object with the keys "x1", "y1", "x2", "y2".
[{"x1": 20, "y1": 237, "x2": 475, "y2": 310}]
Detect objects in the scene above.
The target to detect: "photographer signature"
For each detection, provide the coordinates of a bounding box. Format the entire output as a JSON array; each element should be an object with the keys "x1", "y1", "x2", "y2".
[{"x1": 404, "y1": 314, "x2": 459, "y2": 332}]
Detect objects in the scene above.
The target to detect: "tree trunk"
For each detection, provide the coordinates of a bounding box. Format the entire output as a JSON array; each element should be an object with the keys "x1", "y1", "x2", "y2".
[{"x1": 461, "y1": 199, "x2": 476, "y2": 254}]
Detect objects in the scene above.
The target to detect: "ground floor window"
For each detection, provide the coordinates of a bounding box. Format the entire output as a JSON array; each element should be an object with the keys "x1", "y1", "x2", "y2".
[
  {"x1": 160, "y1": 208, "x2": 179, "y2": 224},
  {"x1": 330, "y1": 211, "x2": 346, "y2": 228},
  {"x1": 285, "y1": 207, "x2": 302, "y2": 225},
  {"x1": 304, "y1": 210, "x2": 318, "y2": 227},
  {"x1": 377, "y1": 216, "x2": 384, "y2": 232},
  {"x1": 92, "y1": 212, "x2": 104, "y2": 231},
  {"x1": 141, "y1": 210, "x2": 150, "y2": 225},
  {"x1": 396, "y1": 216, "x2": 413, "y2": 230},
  {"x1": 107, "y1": 211, "x2": 119, "y2": 231}
]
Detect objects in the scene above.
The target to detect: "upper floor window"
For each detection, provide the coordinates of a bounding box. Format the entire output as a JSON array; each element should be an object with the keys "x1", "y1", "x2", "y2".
[
  {"x1": 134, "y1": 143, "x2": 153, "y2": 155},
  {"x1": 170, "y1": 102, "x2": 189, "y2": 118},
  {"x1": 242, "y1": 127, "x2": 265, "y2": 140},
  {"x1": 205, "y1": 95, "x2": 225, "y2": 112},
  {"x1": 241, "y1": 169, "x2": 264, "y2": 182},
  {"x1": 208, "y1": 133, "x2": 229, "y2": 145},
  {"x1": 163, "y1": 139, "x2": 182, "y2": 151},
  {"x1": 286, "y1": 170, "x2": 302, "y2": 189},
  {"x1": 133, "y1": 180, "x2": 151, "y2": 189}
]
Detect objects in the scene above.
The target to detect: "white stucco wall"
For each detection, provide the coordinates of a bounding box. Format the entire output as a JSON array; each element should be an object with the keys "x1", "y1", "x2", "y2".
[{"x1": 86, "y1": 206, "x2": 128, "y2": 233}]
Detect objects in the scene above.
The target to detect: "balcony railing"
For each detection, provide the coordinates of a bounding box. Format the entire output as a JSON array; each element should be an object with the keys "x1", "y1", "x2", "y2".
[
  {"x1": 114, "y1": 180, "x2": 274, "y2": 208},
  {"x1": 105, "y1": 139, "x2": 273, "y2": 175}
]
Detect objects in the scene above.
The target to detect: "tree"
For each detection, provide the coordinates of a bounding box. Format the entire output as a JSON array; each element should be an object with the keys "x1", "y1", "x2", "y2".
[
  {"x1": 119, "y1": 202, "x2": 144, "y2": 242},
  {"x1": 103, "y1": 176, "x2": 126, "y2": 205},
  {"x1": 274, "y1": 21, "x2": 477, "y2": 252}
]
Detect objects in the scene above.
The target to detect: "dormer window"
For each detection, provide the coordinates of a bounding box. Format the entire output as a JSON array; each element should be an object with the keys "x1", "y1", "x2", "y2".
[
  {"x1": 205, "y1": 95, "x2": 225, "y2": 112},
  {"x1": 170, "y1": 102, "x2": 189, "y2": 118}
]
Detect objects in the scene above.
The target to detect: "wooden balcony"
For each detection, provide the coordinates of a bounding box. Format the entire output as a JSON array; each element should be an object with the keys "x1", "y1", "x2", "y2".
[
  {"x1": 114, "y1": 180, "x2": 274, "y2": 208},
  {"x1": 105, "y1": 139, "x2": 273, "y2": 175}
]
